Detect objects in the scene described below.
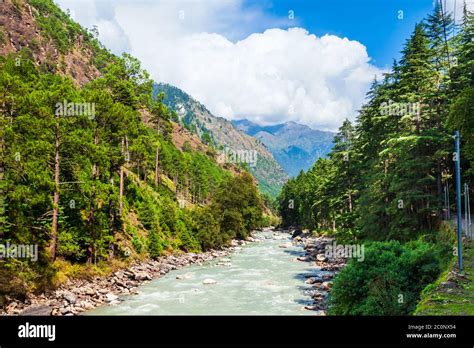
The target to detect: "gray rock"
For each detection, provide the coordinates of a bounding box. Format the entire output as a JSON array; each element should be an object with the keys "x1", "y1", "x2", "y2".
[
  {"x1": 316, "y1": 254, "x2": 327, "y2": 262},
  {"x1": 79, "y1": 301, "x2": 95, "y2": 310},
  {"x1": 19, "y1": 304, "x2": 52, "y2": 316},
  {"x1": 84, "y1": 287, "x2": 95, "y2": 296},
  {"x1": 63, "y1": 291, "x2": 77, "y2": 304},
  {"x1": 291, "y1": 228, "x2": 303, "y2": 238},
  {"x1": 305, "y1": 277, "x2": 322, "y2": 284},
  {"x1": 59, "y1": 306, "x2": 70, "y2": 315},
  {"x1": 321, "y1": 281, "x2": 333, "y2": 290}
]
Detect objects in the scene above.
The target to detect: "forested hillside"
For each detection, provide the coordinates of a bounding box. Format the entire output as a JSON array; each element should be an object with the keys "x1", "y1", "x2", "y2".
[
  {"x1": 153, "y1": 83, "x2": 289, "y2": 198},
  {"x1": 0, "y1": 0, "x2": 266, "y2": 298},
  {"x1": 279, "y1": 3, "x2": 473, "y2": 315}
]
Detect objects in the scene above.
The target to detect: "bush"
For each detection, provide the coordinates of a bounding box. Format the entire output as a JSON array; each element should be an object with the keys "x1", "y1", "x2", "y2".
[
  {"x1": 328, "y1": 240, "x2": 446, "y2": 315},
  {"x1": 148, "y1": 229, "x2": 164, "y2": 259},
  {"x1": 191, "y1": 206, "x2": 224, "y2": 250}
]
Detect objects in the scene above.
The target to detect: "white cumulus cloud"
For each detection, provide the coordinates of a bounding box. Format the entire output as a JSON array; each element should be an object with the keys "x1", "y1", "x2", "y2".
[{"x1": 55, "y1": 0, "x2": 384, "y2": 131}]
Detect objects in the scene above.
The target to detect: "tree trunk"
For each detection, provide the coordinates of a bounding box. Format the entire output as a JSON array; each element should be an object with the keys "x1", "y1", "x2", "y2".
[
  {"x1": 87, "y1": 202, "x2": 95, "y2": 264},
  {"x1": 119, "y1": 137, "x2": 124, "y2": 216},
  {"x1": 154, "y1": 146, "x2": 159, "y2": 187},
  {"x1": 0, "y1": 110, "x2": 5, "y2": 237},
  {"x1": 348, "y1": 191, "x2": 353, "y2": 213},
  {"x1": 50, "y1": 118, "x2": 60, "y2": 261},
  {"x1": 108, "y1": 195, "x2": 115, "y2": 259},
  {"x1": 87, "y1": 128, "x2": 99, "y2": 264}
]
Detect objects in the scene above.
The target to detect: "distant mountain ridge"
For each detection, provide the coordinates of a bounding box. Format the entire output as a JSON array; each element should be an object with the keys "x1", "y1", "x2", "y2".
[
  {"x1": 153, "y1": 83, "x2": 289, "y2": 197},
  {"x1": 232, "y1": 119, "x2": 335, "y2": 177}
]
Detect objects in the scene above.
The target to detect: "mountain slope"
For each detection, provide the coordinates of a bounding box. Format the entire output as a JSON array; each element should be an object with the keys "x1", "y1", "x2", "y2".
[
  {"x1": 0, "y1": 0, "x2": 268, "y2": 300},
  {"x1": 153, "y1": 83, "x2": 289, "y2": 197},
  {"x1": 233, "y1": 119, "x2": 334, "y2": 177}
]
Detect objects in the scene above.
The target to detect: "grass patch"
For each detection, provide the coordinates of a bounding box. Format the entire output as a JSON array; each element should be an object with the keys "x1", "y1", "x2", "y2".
[
  {"x1": 414, "y1": 240, "x2": 474, "y2": 315},
  {"x1": 51, "y1": 258, "x2": 129, "y2": 288}
]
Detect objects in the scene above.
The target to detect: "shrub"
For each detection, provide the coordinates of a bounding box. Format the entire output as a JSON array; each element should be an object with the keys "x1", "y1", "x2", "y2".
[{"x1": 328, "y1": 240, "x2": 445, "y2": 315}]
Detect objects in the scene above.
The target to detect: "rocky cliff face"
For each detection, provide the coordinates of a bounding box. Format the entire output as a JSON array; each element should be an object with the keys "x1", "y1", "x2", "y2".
[{"x1": 0, "y1": 0, "x2": 101, "y2": 86}]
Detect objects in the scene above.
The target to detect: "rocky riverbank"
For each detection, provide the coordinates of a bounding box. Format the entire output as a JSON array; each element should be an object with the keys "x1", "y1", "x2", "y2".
[
  {"x1": 0, "y1": 238, "x2": 256, "y2": 316},
  {"x1": 291, "y1": 230, "x2": 347, "y2": 315}
]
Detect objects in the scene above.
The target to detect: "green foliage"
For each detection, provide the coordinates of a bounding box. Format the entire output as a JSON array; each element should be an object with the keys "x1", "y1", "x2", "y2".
[
  {"x1": 277, "y1": 6, "x2": 473, "y2": 315},
  {"x1": 279, "y1": 7, "x2": 474, "y2": 242},
  {"x1": 328, "y1": 240, "x2": 448, "y2": 315},
  {"x1": 211, "y1": 172, "x2": 264, "y2": 239},
  {"x1": 190, "y1": 206, "x2": 223, "y2": 249},
  {"x1": 148, "y1": 229, "x2": 164, "y2": 259},
  {"x1": 0, "y1": 45, "x2": 263, "y2": 293}
]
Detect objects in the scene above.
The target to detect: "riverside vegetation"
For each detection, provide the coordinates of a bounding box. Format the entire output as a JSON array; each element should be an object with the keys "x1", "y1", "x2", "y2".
[{"x1": 278, "y1": 4, "x2": 474, "y2": 315}]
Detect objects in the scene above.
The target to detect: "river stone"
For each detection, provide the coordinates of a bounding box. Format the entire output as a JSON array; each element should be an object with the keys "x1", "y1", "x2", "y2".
[
  {"x1": 79, "y1": 301, "x2": 95, "y2": 310},
  {"x1": 134, "y1": 272, "x2": 151, "y2": 281},
  {"x1": 304, "y1": 305, "x2": 319, "y2": 310},
  {"x1": 305, "y1": 277, "x2": 322, "y2": 284},
  {"x1": 321, "y1": 281, "x2": 333, "y2": 290},
  {"x1": 316, "y1": 254, "x2": 327, "y2": 262},
  {"x1": 115, "y1": 280, "x2": 128, "y2": 288},
  {"x1": 202, "y1": 278, "x2": 217, "y2": 285},
  {"x1": 176, "y1": 273, "x2": 192, "y2": 280},
  {"x1": 105, "y1": 293, "x2": 118, "y2": 302},
  {"x1": 59, "y1": 306, "x2": 71, "y2": 315},
  {"x1": 279, "y1": 243, "x2": 292, "y2": 248},
  {"x1": 291, "y1": 228, "x2": 303, "y2": 238},
  {"x1": 63, "y1": 291, "x2": 77, "y2": 304},
  {"x1": 19, "y1": 304, "x2": 52, "y2": 316}
]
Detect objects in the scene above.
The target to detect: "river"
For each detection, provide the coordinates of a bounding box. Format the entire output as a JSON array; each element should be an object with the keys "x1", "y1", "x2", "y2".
[{"x1": 87, "y1": 230, "x2": 322, "y2": 315}]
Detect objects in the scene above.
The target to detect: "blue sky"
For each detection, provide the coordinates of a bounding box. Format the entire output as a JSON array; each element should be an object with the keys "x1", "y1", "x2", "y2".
[
  {"x1": 256, "y1": 0, "x2": 437, "y2": 69},
  {"x1": 57, "y1": 0, "x2": 469, "y2": 130}
]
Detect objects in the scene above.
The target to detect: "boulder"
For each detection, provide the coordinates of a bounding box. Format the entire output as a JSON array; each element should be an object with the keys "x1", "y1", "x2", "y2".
[
  {"x1": 316, "y1": 254, "x2": 327, "y2": 262},
  {"x1": 59, "y1": 306, "x2": 71, "y2": 315},
  {"x1": 79, "y1": 301, "x2": 95, "y2": 310},
  {"x1": 62, "y1": 291, "x2": 77, "y2": 304},
  {"x1": 84, "y1": 287, "x2": 95, "y2": 296},
  {"x1": 291, "y1": 228, "x2": 303, "y2": 238},
  {"x1": 19, "y1": 304, "x2": 52, "y2": 316},
  {"x1": 134, "y1": 272, "x2": 152, "y2": 281},
  {"x1": 321, "y1": 281, "x2": 333, "y2": 290},
  {"x1": 305, "y1": 277, "x2": 322, "y2": 284},
  {"x1": 202, "y1": 278, "x2": 217, "y2": 285},
  {"x1": 176, "y1": 273, "x2": 193, "y2": 280},
  {"x1": 105, "y1": 293, "x2": 118, "y2": 302}
]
